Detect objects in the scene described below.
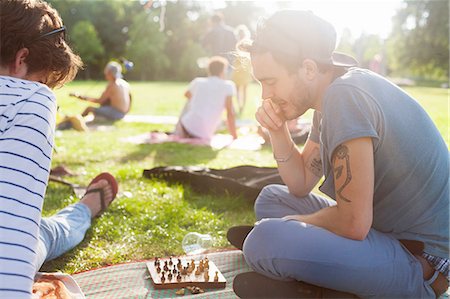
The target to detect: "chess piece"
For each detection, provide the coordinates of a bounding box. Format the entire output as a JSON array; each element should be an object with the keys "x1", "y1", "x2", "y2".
[
  {"x1": 177, "y1": 259, "x2": 182, "y2": 270},
  {"x1": 204, "y1": 258, "x2": 209, "y2": 270},
  {"x1": 156, "y1": 266, "x2": 161, "y2": 273},
  {"x1": 214, "y1": 271, "x2": 219, "y2": 282},
  {"x1": 154, "y1": 257, "x2": 159, "y2": 266},
  {"x1": 169, "y1": 257, "x2": 173, "y2": 266},
  {"x1": 163, "y1": 263, "x2": 169, "y2": 272},
  {"x1": 195, "y1": 267, "x2": 201, "y2": 275},
  {"x1": 168, "y1": 273, "x2": 173, "y2": 281},
  {"x1": 176, "y1": 274, "x2": 182, "y2": 282},
  {"x1": 204, "y1": 271, "x2": 209, "y2": 281},
  {"x1": 161, "y1": 273, "x2": 166, "y2": 283},
  {"x1": 173, "y1": 268, "x2": 177, "y2": 274},
  {"x1": 189, "y1": 286, "x2": 204, "y2": 294},
  {"x1": 187, "y1": 265, "x2": 193, "y2": 274}
]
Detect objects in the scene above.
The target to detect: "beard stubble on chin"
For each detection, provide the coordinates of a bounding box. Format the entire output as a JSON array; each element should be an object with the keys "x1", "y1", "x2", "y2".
[{"x1": 280, "y1": 78, "x2": 312, "y2": 120}]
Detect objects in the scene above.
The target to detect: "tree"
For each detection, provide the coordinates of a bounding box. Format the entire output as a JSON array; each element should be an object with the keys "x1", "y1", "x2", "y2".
[
  {"x1": 70, "y1": 20, "x2": 105, "y2": 79},
  {"x1": 353, "y1": 34, "x2": 384, "y2": 69},
  {"x1": 387, "y1": 0, "x2": 449, "y2": 79},
  {"x1": 125, "y1": 10, "x2": 169, "y2": 81},
  {"x1": 162, "y1": 1, "x2": 207, "y2": 80},
  {"x1": 336, "y1": 28, "x2": 356, "y2": 58}
]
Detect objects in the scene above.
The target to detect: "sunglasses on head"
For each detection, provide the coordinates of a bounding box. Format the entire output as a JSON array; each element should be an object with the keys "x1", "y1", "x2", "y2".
[
  {"x1": 29, "y1": 26, "x2": 66, "y2": 44},
  {"x1": 39, "y1": 26, "x2": 66, "y2": 39}
]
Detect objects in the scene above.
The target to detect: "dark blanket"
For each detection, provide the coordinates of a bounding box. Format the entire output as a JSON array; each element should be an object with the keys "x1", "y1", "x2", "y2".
[{"x1": 143, "y1": 165, "x2": 283, "y2": 202}]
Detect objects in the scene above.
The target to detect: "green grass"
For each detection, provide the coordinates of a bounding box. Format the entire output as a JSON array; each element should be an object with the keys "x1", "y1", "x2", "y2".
[{"x1": 41, "y1": 81, "x2": 448, "y2": 273}]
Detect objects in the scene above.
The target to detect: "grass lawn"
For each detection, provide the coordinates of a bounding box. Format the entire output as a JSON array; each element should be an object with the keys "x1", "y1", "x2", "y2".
[{"x1": 41, "y1": 81, "x2": 448, "y2": 273}]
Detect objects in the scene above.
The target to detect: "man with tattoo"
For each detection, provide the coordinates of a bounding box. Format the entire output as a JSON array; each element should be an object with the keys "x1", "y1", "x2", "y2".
[{"x1": 227, "y1": 10, "x2": 449, "y2": 298}]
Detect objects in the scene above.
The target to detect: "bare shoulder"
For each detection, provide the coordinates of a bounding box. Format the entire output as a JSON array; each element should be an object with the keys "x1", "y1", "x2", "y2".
[{"x1": 117, "y1": 78, "x2": 130, "y2": 90}]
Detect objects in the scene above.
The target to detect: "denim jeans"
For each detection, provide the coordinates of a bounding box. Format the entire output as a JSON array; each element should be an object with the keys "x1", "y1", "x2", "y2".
[
  {"x1": 94, "y1": 105, "x2": 125, "y2": 121},
  {"x1": 242, "y1": 184, "x2": 436, "y2": 298},
  {"x1": 35, "y1": 203, "x2": 91, "y2": 271}
]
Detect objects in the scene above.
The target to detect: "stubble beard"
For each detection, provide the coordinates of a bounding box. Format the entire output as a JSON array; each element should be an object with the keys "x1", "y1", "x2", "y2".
[{"x1": 285, "y1": 77, "x2": 312, "y2": 120}]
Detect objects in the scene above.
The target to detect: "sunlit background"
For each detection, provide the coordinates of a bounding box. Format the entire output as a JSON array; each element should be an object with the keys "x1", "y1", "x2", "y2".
[
  {"x1": 49, "y1": 0, "x2": 448, "y2": 84},
  {"x1": 209, "y1": 0, "x2": 403, "y2": 39}
]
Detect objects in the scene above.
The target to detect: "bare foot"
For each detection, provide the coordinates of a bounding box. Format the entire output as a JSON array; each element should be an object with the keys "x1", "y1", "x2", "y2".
[{"x1": 80, "y1": 179, "x2": 114, "y2": 218}]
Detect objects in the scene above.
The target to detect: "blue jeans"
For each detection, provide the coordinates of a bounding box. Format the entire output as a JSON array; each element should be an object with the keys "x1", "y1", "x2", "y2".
[
  {"x1": 94, "y1": 105, "x2": 125, "y2": 120},
  {"x1": 242, "y1": 184, "x2": 436, "y2": 298},
  {"x1": 35, "y1": 203, "x2": 91, "y2": 271}
]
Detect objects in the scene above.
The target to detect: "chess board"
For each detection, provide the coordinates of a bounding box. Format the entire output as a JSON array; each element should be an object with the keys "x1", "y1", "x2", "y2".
[{"x1": 146, "y1": 256, "x2": 226, "y2": 290}]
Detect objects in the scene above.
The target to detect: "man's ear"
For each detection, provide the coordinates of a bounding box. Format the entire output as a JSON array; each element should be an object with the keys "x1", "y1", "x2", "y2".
[
  {"x1": 10, "y1": 48, "x2": 29, "y2": 78},
  {"x1": 299, "y1": 59, "x2": 318, "y2": 81}
]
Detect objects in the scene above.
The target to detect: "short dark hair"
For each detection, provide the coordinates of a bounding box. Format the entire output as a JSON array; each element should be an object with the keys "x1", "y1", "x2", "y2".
[
  {"x1": 211, "y1": 13, "x2": 224, "y2": 24},
  {"x1": 239, "y1": 10, "x2": 355, "y2": 73},
  {"x1": 207, "y1": 56, "x2": 228, "y2": 76},
  {"x1": 0, "y1": 0, "x2": 82, "y2": 88}
]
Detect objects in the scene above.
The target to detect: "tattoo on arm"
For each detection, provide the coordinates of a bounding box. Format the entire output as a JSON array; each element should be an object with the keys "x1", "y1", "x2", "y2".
[
  {"x1": 332, "y1": 144, "x2": 352, "y2": 202},
  {"x1": 306, "y1": 148, "x2": 322, "y2": 177}
]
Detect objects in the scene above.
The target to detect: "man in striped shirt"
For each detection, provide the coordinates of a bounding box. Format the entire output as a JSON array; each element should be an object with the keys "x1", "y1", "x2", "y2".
[{"x1": 0, "y1": 0, "x2": 83, "y2": 297}]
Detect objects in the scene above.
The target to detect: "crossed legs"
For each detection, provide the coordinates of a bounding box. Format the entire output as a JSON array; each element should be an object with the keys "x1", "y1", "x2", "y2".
[{"x1": 242, "y1": 184, "x2": 435, "y2": 298}]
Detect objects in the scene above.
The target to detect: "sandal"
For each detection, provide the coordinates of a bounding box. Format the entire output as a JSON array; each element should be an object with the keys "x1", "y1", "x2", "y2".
[{"x1": 83, "y1": 172, "x2": 118, "y2": 217}]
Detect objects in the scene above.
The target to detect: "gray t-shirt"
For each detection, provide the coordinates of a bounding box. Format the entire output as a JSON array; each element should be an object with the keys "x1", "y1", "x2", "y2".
[{"x1": 309, "y1": 68, "x2": 449, "y2": 258}]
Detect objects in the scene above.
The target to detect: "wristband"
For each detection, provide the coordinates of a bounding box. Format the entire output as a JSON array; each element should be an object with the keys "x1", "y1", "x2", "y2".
[{"x1": 273, "y1": 142, "x2": 295, "y2": 163}]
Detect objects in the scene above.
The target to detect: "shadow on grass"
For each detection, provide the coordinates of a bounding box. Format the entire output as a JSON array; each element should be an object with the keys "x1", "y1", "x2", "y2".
[
  {"x1": 119, "y1": 142, "x2": 219, "y2": 165},
  {"x1": 185, "y1": 187, "x2": 255, "y2": 214}
]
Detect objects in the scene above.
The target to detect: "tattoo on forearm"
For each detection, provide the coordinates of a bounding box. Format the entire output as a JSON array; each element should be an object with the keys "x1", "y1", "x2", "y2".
[
  {"x1": 332, "y1": 144, "x2": 352, "y2": 202},
  {"x1": 306, "y1": 148, "x2": 322, "y2": 177}
]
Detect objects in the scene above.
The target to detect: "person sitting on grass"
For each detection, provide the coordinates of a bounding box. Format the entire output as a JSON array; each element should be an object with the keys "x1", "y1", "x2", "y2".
[
  {"x1": 228, "y1": 10, "x2": 448, "y2": 299},
  {"x1": 174, "y1": 56, "x2": 238, "y2": 140},
  {"x1": 70, "y1": 61, "x2": 131, "y2": 121},
  {"x1": 0, "y1": 0, "x2": 82, "y2": 297}
]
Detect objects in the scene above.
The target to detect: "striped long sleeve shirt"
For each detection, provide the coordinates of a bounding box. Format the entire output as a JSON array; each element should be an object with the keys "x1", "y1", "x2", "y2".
[{"x1": 0, "y1": 76, "x2": 56, "y2": 298}]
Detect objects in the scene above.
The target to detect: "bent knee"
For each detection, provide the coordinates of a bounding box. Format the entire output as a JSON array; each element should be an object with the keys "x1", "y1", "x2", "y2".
[
  {"x1": 255, "y1": 184, "x2": 286, "y2": 212},
  {"x1": 243, "y1": 218, "x2": 285, "y2": 266}
]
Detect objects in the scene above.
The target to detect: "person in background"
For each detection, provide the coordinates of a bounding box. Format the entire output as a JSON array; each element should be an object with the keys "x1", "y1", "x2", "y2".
[
  {"x1": 70, "y1": 61, "x2": 131, "y2": 121},
  {"x1": 0, "y1": 0, "x2": 82, "y2": 297},
  {"x1": 231, "y1": 25, "x2": 253, "y2": 114},
  {"x1": 174, "y1": 56, "x2": 238, "y2": 141},
  {"x1": 202, "y1": 12, "x2": 237, "y2": 65}
]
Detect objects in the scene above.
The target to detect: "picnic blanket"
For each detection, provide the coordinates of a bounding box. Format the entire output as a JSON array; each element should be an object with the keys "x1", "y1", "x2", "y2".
[
  {"x1": 73, "y1": 250, "x2": 251, "y2": 299},
  {"x1": 123, "y1": 115, "x2": 179, "y2": 125},
  {"x1": 121, "y1": 132, "x2": 265, "y2": 151},
  {"x1": 122, "y1": 115, "x2": 255, "y2": 128}
]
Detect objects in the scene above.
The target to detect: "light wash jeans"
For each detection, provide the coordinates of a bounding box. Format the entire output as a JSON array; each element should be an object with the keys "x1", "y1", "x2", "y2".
[
  {"x1": 242, "y1": 184, "x2": 436, "y2": 298},
  {"x1": 94, "y1": 105, "x2": 125, "y2": 121},
  {"x1": 35, "y1": 203, "x2": 91, "y2": 271}
]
